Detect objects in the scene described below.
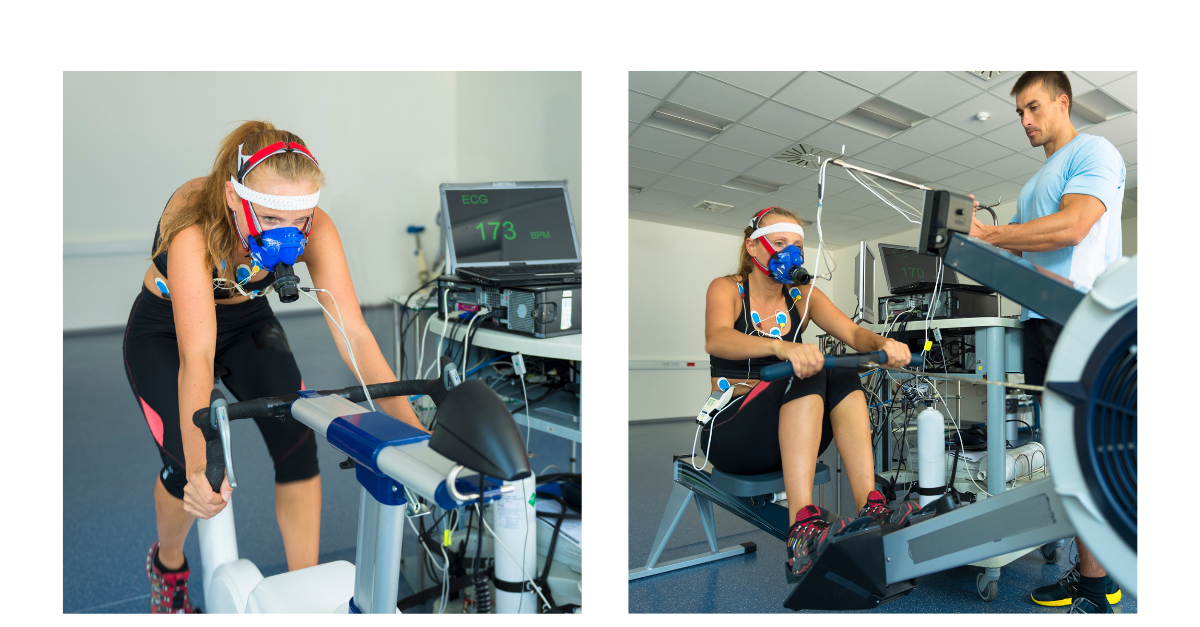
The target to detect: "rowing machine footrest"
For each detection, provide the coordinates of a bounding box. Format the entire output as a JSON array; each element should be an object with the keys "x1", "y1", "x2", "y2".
[{"x1": 783, "y1": 523, "x2": 917, "y2": 611}]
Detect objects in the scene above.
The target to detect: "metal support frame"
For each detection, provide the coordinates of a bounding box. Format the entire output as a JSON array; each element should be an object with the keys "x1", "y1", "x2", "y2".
[{"x1": 882, "y1": 478, "x2": 1075, "y2": 583}]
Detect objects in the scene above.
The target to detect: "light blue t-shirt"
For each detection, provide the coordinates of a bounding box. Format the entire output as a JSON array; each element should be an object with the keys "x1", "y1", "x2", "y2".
[{"x1": 1010, "y1": 133, "x2": 1125, "y2": 321}]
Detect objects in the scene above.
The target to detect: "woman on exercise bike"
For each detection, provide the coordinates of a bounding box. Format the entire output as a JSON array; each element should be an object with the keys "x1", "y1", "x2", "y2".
[
  {"x1": 703, "y1": 206, "x2": 916, "y2": 583},
  {"x1": 123, "y1": 120, "x2": 424, "y2": 613}
]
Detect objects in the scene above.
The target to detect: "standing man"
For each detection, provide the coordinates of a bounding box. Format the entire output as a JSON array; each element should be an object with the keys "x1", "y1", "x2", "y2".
[{"x1": 968, "y1": 71, "x2": 1126, "y2": 614}]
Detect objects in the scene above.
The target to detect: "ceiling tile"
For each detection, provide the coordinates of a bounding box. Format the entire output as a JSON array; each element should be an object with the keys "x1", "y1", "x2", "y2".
[
  {"x1": 629, "y1": 147, "x2": 683, "y2": 173},
  {"x1": 630, "y1": 121, "x2": 638, "y2": 134},
  {"x1": 852, "y1": 203, "x2": 903, "y2": 222},
  {"x1": 1065, "y1": 71, "x2": 1099, "y2": 91},
  {"x1": 979, "y1": 152, "x2": 1043, "y2": 180},
  {"x1": 629, "y1": 71, "x2": 689, "y2": 98},
  {"x1": 773, "y1": 72, "x2": 874, "y2": 121},
  {"x1": 1102, "y1": 73, "x2": 1137, "y2": 110},
  {"x1": 972, "y1": 180, "x2": 1025, "y2": 207},
  {"x1": 714, "y1": 124, "x2": 795, "y2": 157},
  {"x1": 629, "y1": 125, "x2": 706, "y2": 159},
  {"x1": 629, "y1": 198, "x2": 678, "y2": 216},
  {"x1": 636, "y1": 188, "x2": 696, "y2": 208},
  {"x1": 690, "y1": 144, "x2": 765, "y2": 172},
  {"x1": 851, "y1": 142, "x2": 930, "y2": 171},
  {"x1": 897, "y1": 156, "x2": 969, "y2": 182},
  {"x1": 629, "y1": 90, "x2": 661, "y2": 123},
  {"x1": 936, "y1": 91, "x2": 1021, "y2": 135},
  {"x1": 670, "y1": 160, "x2": 739, "y2": 185},
  {"x1": 1087, "y1": 112, "x2": 1137, "y2": 146},
  {"x1": 801, "y1": 122, "x2": 884, "y2": 156},
  {"x1": 739, "y1": 101, "x2": 828, "y2": 140},
  {"x1": 770, "y1": 185, "x2": 821, "y2": 204},
  {"x1": 986, "y1": 73, "x2": 1021, "y2": 96},
  {"x1": 937, "y1": 169, "x2": 1003, "y2": 193},
  {"x1": 940, "y1": 137, "x2": 1015, "y2": 168},
  {"x1": 667, "y1": 73, "x2": 768, "y2": 121},
  {"x1": 744, "y1": 158, "x2": 816, "y2": 185},
  {"x1": 1124, "y1": 166, "x2": 1137, "y2": 189},
  {"x1": 983, "y1": 121, "x2": 1036, "y2": 152},
  {"x1": 881, "y1": 72, "x2": 982, "y2": 117},
  {"x1": 824, "y1": 71, "x2": 912, "y2": 94},
  {"x1": 1116, "y1": 140, "x2": 1136, "y2": 165},
  {"x1": 818, "y1": 195, "x2": 866, "y2": 214},
  {"x1": 1022, "y1": 145, "x2": 1046, "y2": 160},
  {"x1": 701, "y1": 71, "x2": 800, "y2": 97},
  {"x1": 893, "y1": 119, "x2": 975, "y2": 154},
  {"x1": 698, "y1": 186, "x2": 763, "y2": 206},
  {"x1": 1076, "y1": 71, "x2": 1134, "y2": 87},
  {"x1": 838, "y1": 185, "x2": 891, "y2": 205},
  {"x1": 629, "y1": 167, "x2": 661, "y2": 188},
  {"x1": 652, "y1": 175, "x2": 718, "y2": 197},
  {"x1": 793, "y1": 171, "x2": 856, "y2": 195}
]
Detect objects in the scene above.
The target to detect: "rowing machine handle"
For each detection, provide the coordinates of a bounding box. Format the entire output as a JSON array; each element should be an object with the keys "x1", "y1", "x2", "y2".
[
  {"x1": 759, "y1": 351, "x2": 925, "y2": 381},
  {"x1": 205, "y1": 389, "x2": 227, "y2": 493}
]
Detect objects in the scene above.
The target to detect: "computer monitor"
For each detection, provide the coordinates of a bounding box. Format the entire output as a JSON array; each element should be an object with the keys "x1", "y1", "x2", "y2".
[
  {"x1": 854, "y1": 241, "x2": 876, "y2": 323},
  {"x1": 439, "y1": 181, "x2": 580, "y2": 271}
]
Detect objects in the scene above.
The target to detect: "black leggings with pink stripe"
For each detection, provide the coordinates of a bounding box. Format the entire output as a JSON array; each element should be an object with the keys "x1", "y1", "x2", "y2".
[
  {"x1": 123, "y1": 286, "x2": 319, "y2": 499},
  {"x1": 700, "y1": 368, "x2": 864, "y2": 476}
]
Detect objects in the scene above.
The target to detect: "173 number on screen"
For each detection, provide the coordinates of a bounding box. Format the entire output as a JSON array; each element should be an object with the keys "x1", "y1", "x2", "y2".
[{"x1": 477, "y1": 221, "x2": 516, "y2": 241}]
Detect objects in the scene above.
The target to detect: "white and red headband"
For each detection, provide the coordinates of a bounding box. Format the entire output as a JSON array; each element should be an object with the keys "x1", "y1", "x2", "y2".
[{"x1": 230, "y1": 141, "x2": 322, "y2": 243}]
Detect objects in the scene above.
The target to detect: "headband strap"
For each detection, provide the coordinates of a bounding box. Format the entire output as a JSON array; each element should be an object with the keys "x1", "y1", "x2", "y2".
[
  {"x1": 750, "y1": 222, "x2": 805, "y2": 241},
  {"x1": 230, "y1": 177, "x2": 321, "y2": 211},
  {"x1": 236, "y1": 141, "x2": 319, "y2": 183}
]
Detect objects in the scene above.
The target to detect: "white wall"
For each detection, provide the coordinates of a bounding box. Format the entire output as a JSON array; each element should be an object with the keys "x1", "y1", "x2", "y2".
[
  {"x1": 63, "y1": 72, "x2": 581, "y2": 331},
  {"x1": 627, "y1": 219, "x2": 818, "y2": 421}
]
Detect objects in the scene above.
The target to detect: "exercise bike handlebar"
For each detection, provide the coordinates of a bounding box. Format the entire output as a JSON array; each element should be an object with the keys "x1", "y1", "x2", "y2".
[
  {"x1": 759, "y1": 351, "x2": 924, "y2": 382},
  {"x1": 194, "y1": 378, "x2": 445, "y2": 492}
]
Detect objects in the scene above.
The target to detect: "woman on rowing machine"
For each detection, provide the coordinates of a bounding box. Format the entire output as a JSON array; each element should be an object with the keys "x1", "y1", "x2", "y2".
[
  {"x1": 123, "y1": 120, "x2": 424, "y2": 613},
  {"x1": 703, "y1": 206, "x2": 916, "y2": 583}
]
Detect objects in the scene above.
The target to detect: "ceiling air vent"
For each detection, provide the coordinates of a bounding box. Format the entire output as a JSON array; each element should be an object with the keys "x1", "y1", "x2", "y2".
[
  {"x1": 771, "y1": 142, "x2": 842, "y2": 171},
  {"x1": 969, "y1": 71, "x2": 1004, "y2": 81},
  {"x1": 695, "y1": 200, "x2": 735, "y2": 213}
]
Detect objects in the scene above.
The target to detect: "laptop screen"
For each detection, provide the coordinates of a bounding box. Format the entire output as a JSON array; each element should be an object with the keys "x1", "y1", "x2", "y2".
[
  {"x1": 878, "y1": 244, "x2": 959, "y2": 292},
  {"x1": 442, "y1": 183, "x2": 579, "y2": 267}
]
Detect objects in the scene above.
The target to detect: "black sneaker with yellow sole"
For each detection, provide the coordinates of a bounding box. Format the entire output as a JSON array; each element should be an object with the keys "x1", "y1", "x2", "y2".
[{"x1": 1030, "y1": 563, "x2": 1121, "y2": 607}]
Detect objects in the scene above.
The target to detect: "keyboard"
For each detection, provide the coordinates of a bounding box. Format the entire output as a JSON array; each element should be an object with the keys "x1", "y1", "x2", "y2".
[{"x1": 466, "y1": 263, "x2": 579, "y2": 277}]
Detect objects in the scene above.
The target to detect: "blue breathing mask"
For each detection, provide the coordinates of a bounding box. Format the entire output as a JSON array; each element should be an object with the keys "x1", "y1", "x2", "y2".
[
  {"x1": 767, "y1": 245, "x2": 807, "y2": 285},
  {"x1": 248, "y1": 227, "x2": 307, "y2": 271}
]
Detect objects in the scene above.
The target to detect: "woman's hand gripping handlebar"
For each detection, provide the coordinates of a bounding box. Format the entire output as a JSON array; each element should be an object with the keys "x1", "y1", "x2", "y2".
[{"x1": 759, "y1": 350, "x2": 925, "y2": 382}]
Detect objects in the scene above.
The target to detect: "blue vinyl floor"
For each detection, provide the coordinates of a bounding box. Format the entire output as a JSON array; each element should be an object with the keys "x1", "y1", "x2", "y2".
[
  {"x1": 628, "y1": 419, "x2": 1135, "y2": 614},
  {"x1": 64, "y1": 305, "x2": 579, "y2": 613}
]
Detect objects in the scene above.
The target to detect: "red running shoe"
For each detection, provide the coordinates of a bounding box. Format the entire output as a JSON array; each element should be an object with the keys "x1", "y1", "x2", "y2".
[
  {"x1": 785, "y1": 505, "x2": 848, "y2": 584},
  {"x1": 146, "y1": 542, "x2": 202, "y2": 614},
  {"x1": 859, "y1": 490, "x2": 920, "y2": 527}
]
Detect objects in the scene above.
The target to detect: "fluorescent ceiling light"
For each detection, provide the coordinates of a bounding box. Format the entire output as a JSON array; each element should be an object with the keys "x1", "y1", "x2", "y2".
[
  {"x1": 838, "y1": 97, "x2": 927, "y2": 139},
  {"x1": 722, "y1": 175, "x2": 781, "y2": 195},
  {"x1": 695, "y1": 200, "x2": 735, "y2": 213},
  {"x1": 1073, "y1": 89, "x2": 1133, "y2": 124},
  {"x1": 629, "y1": 186, "x2": 643, "y2": 197},
  {"x1": 645, "y1": 102, "x2": 732, "y2": 140}
]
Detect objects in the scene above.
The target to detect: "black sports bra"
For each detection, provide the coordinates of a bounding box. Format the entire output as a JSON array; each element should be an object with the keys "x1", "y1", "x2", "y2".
[
  {"x1": 708, "y1": 278, "x2": 805, "y2": 380},
  {"x1": 150, "y1": 195, "x2": 275, "y2": 299}
]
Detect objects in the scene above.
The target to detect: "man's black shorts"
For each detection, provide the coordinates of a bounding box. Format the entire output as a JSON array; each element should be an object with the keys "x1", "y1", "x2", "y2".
[{"x1": 1023, "y1": 318, "x2": 1064, "y2": 387}]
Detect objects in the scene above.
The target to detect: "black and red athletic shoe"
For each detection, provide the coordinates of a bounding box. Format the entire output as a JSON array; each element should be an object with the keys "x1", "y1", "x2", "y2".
[
  {"x1": 785, "y1": 505, "x2": 848, "y2": 584},
  {"x1": 146, "y1": 542, "x2": 202, "y2": 614},
  {"x1": 859, "y1": 489, "x2": 920, "y2": 527}
]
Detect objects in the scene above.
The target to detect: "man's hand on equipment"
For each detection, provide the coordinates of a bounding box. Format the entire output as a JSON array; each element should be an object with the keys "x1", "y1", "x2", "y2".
[
  {"x1": 967, "y1": 193, "x2": 989, "y2": 238},
  {"x1": 776, "y1": 342, "x2": 825, "y2": 379},
  {"x1": 183, "y1": 468, "x2": 232, "y2": 519},
  {"x1": 878, "y1": 338, "x2": 912, "y2": 368}
]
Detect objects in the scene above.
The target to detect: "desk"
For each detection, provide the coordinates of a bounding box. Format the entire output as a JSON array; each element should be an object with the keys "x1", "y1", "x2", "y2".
[{"x1": 864, "y1": 316, "x2": 1023, "y2": 497}]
